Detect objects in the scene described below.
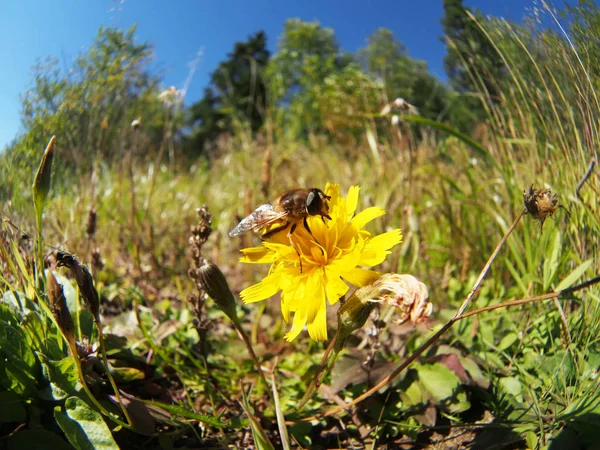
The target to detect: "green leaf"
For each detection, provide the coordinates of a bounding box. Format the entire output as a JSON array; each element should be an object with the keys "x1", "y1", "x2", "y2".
[
  {"x1": 414, "y1": 363, "x2": 461, "y2": 403},
  {"x1": 55, "y1": 396, "x2": 119, "y2": 450},
  {"x1": 0, "y1": 391, "x2": 27, "y2": 424},
  {"x1": 0, "y1": 320, "x2": 38, "y2": 396},
  {"x1": 543, "y1": 231, "x2": 561, "y2": 290},
  {"x1": 499, "y1": 376, "x2": 523, "y2": 403},
  {"x1": 111, "y1": 366, "x2": 146, "y2": 383},
  {"x1": 38, "y1": 353, "x2": 80, "y2": 400},
  {"x1": 555, "y1": 259, "x2": 593, "y2": 291},
  {"x1": 497, "y1": 332, "x2": 518, "y2": 351},
  {"x1": 526, "y1": 431, "x2": 538, "y2": 449},
  {"x1": 239, "y1": 397, "x2": 275, "y2": 450},
  {"x1": 399, "y1": 379, "x2": 428, "y2": 409},
  {"x1": 459, "y1": 356, "x2": 490, "y2": 389},
  {"x1": 402, "y1": 115, "x2": 498, "y2": 169},
  {"x1": 143, "y1": 399, "x2": 228, "y2": 427},
  {"x1": 6, "y1": 429, "x2": 71, "y2": 450}
]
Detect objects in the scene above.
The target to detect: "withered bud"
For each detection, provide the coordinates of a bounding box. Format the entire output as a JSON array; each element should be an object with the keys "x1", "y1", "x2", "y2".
[
  {"x1": 47, "y1": 271, "x2": 77, "y2": 350},
  {"x1": 197, "y1": 262, "x2": 239, "y2": 324},
  {"x1": 523, "y1": 184, "x2": 565, "y2": 228},
  {"x1": 86, "y1": 207, "x2": 97, "y2": 238},
  {"x1": 55, "y1": 251, "x2": 100, "y2": 321}
]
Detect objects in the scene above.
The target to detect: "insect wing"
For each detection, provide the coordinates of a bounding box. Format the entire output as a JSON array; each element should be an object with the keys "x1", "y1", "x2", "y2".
[{"x1": 229, "y1": 203, "x2": 286, "y2": 237}]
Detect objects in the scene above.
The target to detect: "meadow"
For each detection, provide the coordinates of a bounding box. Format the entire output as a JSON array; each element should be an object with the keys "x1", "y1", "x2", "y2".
[{"x1": 1, "y1": 4, "x2": 599, "y2": 449}]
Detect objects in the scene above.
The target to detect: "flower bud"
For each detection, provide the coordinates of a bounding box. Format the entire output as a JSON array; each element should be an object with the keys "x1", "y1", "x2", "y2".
[
  {"x1": 47, "y1": 270, "x2": 77, "y2": 350},
  {"x1": 198, "y1": 262, "x2": 239, "y2": 324},
  {"x1": 33, "y1": 136, "x2": 56, "y2": 227}
]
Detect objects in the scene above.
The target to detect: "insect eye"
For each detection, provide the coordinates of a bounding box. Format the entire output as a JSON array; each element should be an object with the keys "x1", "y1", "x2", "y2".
[{"x1": 306, "y1": 189, "x2": 322, "y2": 215}]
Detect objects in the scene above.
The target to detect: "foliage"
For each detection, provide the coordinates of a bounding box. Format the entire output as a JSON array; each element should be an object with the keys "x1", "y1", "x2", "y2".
[
  {"x1": 187, "y1": 31, "x2": 270, "y2": 155},
  {"x1": 0, "y1": 26, "x2": 171, "y2": 208},
  {"x1": 265, "y1": 19, "x2": 356, "y2": 138},
  {"x1": 359, "y1": 28, "x2": 450, "y2": 121}
]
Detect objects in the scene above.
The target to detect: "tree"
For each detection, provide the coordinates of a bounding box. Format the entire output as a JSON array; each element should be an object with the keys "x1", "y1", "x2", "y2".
[
  {"x1": 441, "y1": 0, "x2": 505, "y2": 100},
  {"x1": 359, "y1": 28, "x2": 450, "y2": 121},
  {"x1": 187, "y1": 31, "x2": 270, "y2": 153},
  {"x1": 0, "y1": 26, "x2": 168, "y2": 205},
  {"x1": 266, "y1": 19, "x2": 354, "y2": 138}
]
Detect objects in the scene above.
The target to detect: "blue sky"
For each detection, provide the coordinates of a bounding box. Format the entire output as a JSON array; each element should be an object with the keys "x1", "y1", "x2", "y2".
[{"x1": 0, "y1": 0, "x2": 532, "y2": 149}]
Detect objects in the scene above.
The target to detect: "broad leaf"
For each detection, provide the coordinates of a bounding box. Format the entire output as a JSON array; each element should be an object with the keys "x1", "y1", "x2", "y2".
[{"x1": 55, "y1": 396, "x2": 118, "y2": 450}]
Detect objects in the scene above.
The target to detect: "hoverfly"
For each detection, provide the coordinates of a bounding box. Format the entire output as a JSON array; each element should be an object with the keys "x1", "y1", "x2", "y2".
[{"x1": 229, "y1": 188, "x2": 332, "y2": 272}]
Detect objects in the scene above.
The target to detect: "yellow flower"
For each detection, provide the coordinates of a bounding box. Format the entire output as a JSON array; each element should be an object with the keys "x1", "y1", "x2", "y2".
[{"x1": 239, "y1": 183, "x2": 402, "y2": 342}]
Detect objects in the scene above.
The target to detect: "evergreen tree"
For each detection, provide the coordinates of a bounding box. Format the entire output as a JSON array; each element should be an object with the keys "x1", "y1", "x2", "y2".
[{"x1": 188, "y1": 31, "x2": 270, "y2": 153}]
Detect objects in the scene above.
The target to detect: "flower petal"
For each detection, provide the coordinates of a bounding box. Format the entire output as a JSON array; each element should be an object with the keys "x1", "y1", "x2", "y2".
[
  {"x1": 324, "y1": 269, "x2": 350, "y2": 305},
  {"x1": 305, "y1": 269, "x2": 326, "y2": 324},
  {"x1": 307, "y1": 305, "x2": 328, "y2": 342},
  {"x1": 351, "y1": 207, "x2": 386, "y2": 230},
  {"x1": 284, "y1": 309, "x2": 307, "y2": 342},
  {"x1": 343, "y1": 267, "x2": 382, "y2": 287},
  {"x1": 359, "y1": 229, "x2": 403, "y2": 266},
  {"x1": 345, "y1": 186, "x2": 360, "y2": 219},
  {"x1": 239, "y1": 246, "x2": 277, "y2": 264},
  {"x1": 240, "y1": 273, "x2": 280, "y2": 303}
]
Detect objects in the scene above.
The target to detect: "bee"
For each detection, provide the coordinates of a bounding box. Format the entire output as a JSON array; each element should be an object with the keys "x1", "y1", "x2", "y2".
[{"x1": 229, "y1": 188, "x2": 332, "y2": 271}]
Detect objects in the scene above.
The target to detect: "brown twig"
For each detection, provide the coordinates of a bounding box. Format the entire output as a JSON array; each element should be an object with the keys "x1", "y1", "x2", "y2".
[{"x1": 454, "y1": 208, "x2": 526, "y2": 318}]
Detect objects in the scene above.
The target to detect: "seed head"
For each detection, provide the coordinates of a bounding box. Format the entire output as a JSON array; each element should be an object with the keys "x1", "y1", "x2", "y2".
[
  {"x1": 523, "y1": 184, "x2": 565, "y2": 228},
  {"x1": 86, "y1": 207, "x2": 97, "y2": 238}
]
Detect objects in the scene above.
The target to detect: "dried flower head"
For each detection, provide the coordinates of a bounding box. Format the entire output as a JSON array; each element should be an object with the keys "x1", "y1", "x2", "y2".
[
  {"x1": 47, "y1": 270, "x2": 77, "y2": 350},
  {"x1": 523, "y1": 184, "x2": 564, "y2": 228},
  {"x1": 55, "y1": 251, "x2": 100, "y2": 321},
  {"x1": 371, "y1": 273, "x2": 432, "y2": 326},
  {"x1": 131, "y1": 118, "x2": 142, "y2": 130},
  {"x1": 158, "y1": 86, "x2": 182, "y2": 106},
  {"x1": 342, "y1": 273, "x2": 432, "y2": 327},
  {"x1": 380, "y1": 98, "x2": 419, "y2": 116},
  {"x1": 189, "y1": 206, "x2": 213, "y2": 262}
]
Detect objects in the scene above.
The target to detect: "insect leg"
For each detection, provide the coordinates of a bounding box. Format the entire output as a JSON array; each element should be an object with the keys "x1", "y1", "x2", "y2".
[
  {"x1": 303, "y1": 217, "x2": 325, "y2": 255},
  {"x1": 288, "y1": 223, "x2": 303, "y2": 273}
]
